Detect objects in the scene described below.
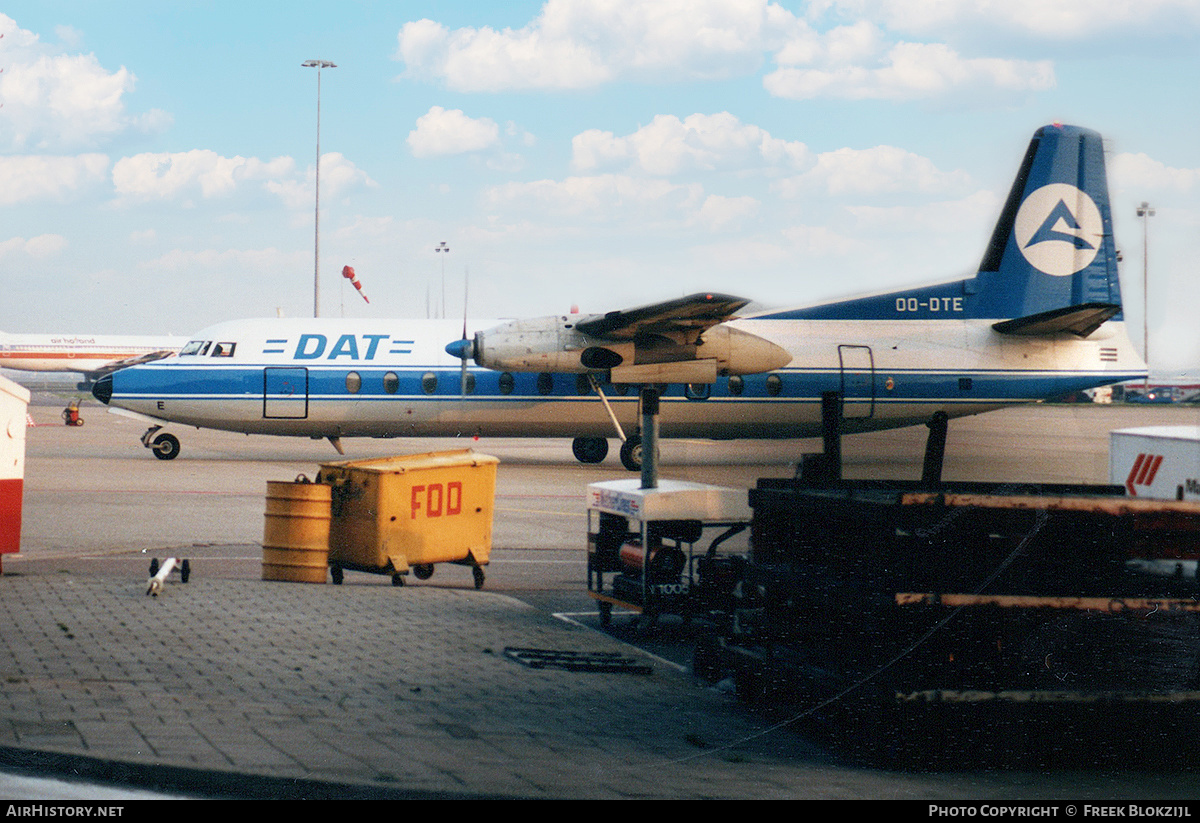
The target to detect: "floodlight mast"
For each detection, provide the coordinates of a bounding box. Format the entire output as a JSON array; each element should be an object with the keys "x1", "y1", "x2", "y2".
[{"x1": 302, "y1": 59, "x2": 337, "y2": 317}]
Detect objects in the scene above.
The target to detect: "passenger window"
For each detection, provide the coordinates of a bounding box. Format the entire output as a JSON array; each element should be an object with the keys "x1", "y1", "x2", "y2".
[
  {"x1": 383, "y1": 372, "x2": 399, "y2": 394},
  {"x1": 345, "y1": 372, "x2": 361, "y2": 394},
  {"x1": 766, "y1": 374, "x2": 783, "y2": 396},
  {"x1": 727, "y1": 376, "x2": 744, "y2": 396},
  {"x1": 537, "y1": 373, "x2": 554, "y2": 396},
  {"x1": 422, "y1": 372, "x2": 438, "y2": 395},
  {"x1": 499, "y1": 372, "x2": 515, "y2": 395}
]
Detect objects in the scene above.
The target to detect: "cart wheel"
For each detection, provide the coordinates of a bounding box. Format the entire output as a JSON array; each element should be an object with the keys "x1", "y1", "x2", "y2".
[
  {"x1": 330, "y1": 565, "x2": 343, "y2": 585},
  {"x1": 180, "y1": 559, "x2": 190, "y2": 584},
  {"x1": 598, "y1": 601, "x2": 612, "y2": 628},
  {"x1": 413, "y1": 564, "x2": 434, "y2": 580},
  {"x1": 472, "y1": 566, "x2": 485, "y2": 590},
  {"x1": 391, "y1": 573, "x2": 406, "y2": 587}
]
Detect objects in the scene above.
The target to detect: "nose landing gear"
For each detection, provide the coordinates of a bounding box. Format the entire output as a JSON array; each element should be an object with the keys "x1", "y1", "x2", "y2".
[{"x1": 141, "y1": 426, "x2": 181, "y2": 460}]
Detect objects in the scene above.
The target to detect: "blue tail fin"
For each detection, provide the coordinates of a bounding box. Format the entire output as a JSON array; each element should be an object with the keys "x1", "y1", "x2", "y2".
[
  {"x1": 972, "y1": 123, "x2": 1122, "y2": 327},
  {"x1": 768, "y1": 124, "x2": 1123, "y2": 332}
]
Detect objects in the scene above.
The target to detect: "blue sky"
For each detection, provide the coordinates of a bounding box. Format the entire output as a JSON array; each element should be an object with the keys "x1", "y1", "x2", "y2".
[{"x1": 1, "y1": 1, "x2": 1198, "y2": 374}]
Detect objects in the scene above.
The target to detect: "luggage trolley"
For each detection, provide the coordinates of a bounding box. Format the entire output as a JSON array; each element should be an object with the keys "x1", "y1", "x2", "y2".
[{"x1": 586, "y1": 478, "x2": 752, "y2": 630}]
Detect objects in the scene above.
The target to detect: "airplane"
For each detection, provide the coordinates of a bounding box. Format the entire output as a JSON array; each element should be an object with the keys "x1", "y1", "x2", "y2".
[
  {"x1": 91, "y1": 124, "x2": 1146, "y2": 468},
  {"x1": 0, "y1": 332, "x2": 185, "y2": 389}
]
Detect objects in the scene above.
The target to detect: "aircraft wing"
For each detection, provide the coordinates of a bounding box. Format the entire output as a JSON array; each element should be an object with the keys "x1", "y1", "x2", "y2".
[
  {"x1": 574, "y1": 292, "x2": 750, "y2": 341},
  {"x1": 89, "y1": 349, "x2": 178, "y2": 376}
]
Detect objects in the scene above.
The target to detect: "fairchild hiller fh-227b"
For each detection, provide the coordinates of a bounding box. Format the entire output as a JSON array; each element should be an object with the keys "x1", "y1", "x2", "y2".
[{"x1": 92, "y1": 124, "x2": 1145, "y2": 468}]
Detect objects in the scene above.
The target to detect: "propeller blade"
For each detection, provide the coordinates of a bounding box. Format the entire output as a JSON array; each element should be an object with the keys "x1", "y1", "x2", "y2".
[{"x1": 460, "y1": 267, "x2": 470, "y2": 397}]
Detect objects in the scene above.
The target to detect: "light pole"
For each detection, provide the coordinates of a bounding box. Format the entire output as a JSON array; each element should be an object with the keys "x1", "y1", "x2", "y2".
[
  {"x1": 436, "y1": 242, "x2": 450, "y2": 319},
  {"x1": 1137, "y1": 201, "x2": 1155, "y2": 389},
  {"x1": 303, "y1": 59, "x2": 336, "y2": 318}
]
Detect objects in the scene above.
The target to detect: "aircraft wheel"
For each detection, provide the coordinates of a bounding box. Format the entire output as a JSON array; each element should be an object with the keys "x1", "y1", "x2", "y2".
[
  {"x1": 619, "y1": 436, "x2": 642, "y2": 472},
  {"x1": 151, "y1": 432, "x2": 181, "y2": 460},
  {"x1": 330, "y1": 565, "x2": 343, "y2": 585},
  {"x1": 391, "y1": 573, "x2": 406, "y2": 587},
  {"x1": 413, "y1": 564, "x2": 434, "y2": 580},
  {"x1": 180, "y1": 559, "x2": 190, "y2": 583},
  {"x1": 473, "y1": 566, "x2": 485, "y2": 590},
  {"x1": 598, "y1": 601, "x2": 612, "y2": 628},
  {"x1": 572, "y1": 436, "x2": 609, "y2": 464},
  {"x1": 149, "y1": 558, "x2": 159, "y2": 576}
]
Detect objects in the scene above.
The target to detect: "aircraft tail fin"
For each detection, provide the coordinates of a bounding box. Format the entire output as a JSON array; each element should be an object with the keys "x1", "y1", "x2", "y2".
[
  {"x1": 761, "y1": 124, "x2": 1124, "y2": 334},
  {"x1": 972, "y1": 123, "x2": 1122, "y2": 330}
]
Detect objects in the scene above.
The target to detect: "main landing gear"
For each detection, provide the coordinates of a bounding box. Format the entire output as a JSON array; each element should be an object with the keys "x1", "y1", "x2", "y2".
[
  {"x1": 571, "y1": 435, "x2": 646, "y2": 472},
  {"x1": 142, "y1": 426, "x2": 181, "y2": 460}
]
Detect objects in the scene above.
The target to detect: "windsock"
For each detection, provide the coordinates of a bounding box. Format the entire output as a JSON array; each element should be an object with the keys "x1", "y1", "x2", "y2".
[{"x1": 342, "y1": 265, "x2": 370, "y2": 303}]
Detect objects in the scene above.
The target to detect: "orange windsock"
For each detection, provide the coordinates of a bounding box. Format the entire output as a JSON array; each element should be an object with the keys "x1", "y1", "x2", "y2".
[{"x1": 342, "y1": 265, "x2": 369, "y2": 303}]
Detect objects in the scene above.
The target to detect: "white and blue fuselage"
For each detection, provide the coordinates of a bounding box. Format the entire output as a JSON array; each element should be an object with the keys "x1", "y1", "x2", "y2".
[{"x1": 94, "y1": 312, "x2": 1142, "y2": 440}]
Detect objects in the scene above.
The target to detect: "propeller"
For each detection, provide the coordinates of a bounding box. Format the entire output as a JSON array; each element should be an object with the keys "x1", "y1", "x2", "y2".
[{"x1": 443, "y1": 267, "x2": 474, "y2": 397}]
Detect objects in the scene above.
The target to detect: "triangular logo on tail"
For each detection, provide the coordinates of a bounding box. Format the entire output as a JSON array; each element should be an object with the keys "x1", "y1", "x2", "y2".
[{"x1": 1014, "y1": 183, "x2": 1103, "y2": 277}]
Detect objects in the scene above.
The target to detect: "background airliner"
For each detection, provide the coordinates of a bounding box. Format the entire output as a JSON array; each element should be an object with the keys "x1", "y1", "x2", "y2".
[
  {"x1": 92, "y1": 125, "x2": 1146, "y2": 466},
  {"x1": 0, "y1": 332, "x2": 185, "y2": 389}
]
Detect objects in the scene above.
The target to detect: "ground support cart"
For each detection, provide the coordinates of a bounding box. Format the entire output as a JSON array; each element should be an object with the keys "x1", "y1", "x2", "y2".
[
  {"x1": 318, "y1": 450, "x2": 498, "y2": 588},
  {"x1": 586, "y1": 478, "x2": 751, "y2": 631}
]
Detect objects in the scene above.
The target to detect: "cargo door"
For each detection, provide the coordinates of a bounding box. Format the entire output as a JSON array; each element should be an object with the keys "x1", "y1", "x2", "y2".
[
  {"x1": 263, "y1": 367, "x2": 309, "y2": 419},
  {"x1": 838, "y1": 345, "x2": 875, "y2": 419}
]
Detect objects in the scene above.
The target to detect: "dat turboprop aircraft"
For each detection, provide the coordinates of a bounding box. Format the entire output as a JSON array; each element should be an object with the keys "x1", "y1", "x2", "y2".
[{"x1": 93, "y1": 124, "x2": 1145, "y2": 467}]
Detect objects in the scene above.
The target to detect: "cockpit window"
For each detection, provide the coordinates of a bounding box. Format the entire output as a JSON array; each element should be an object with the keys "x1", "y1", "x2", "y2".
[
  {"x1": 211, "y1": 342, "x2": 236, "y2": 357},
  {"x1": 180, "y1": 340, "x2": 210, "y2": 356}
]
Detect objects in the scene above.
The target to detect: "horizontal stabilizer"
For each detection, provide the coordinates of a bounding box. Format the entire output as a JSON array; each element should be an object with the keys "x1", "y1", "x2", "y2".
[{"x1": 991, "y1": 303, "x2": 1121, "y2": 338}]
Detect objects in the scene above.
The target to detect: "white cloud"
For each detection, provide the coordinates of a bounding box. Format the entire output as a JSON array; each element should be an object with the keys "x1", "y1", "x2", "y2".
[
  {"x1": 396, "y1": 0, "x2": 797, "y2": 91},
  {"x1": 1111, "y1": 153, "x2": 1200, "y2": 194},
  {"x1": 572, "y1": 112, "x2": 811, "y2": 176},
  {"x1": 112, "y1": 150, "x2": 371, "y2": 208},
  {"x1": 0, "y1": 233, "x2": 67, "y2": 259},
  {"x1": 0, "y1": 154, "x2": 109, "y2": 205},
  {"x1": 484, "y1": 174, "x2": 702, "y2": 219},
  {"x1": 695, "y1": 194, "x2": 760, "y2": 230},
  {"x1": 140, "y1": 246, "x2": 307, "y2": 273},
  {"x1": 395, "y1": 1, "x2": 1062, "y2": 104},
  {"x1": 0, "y1": 14, "x2": 169, "y2": 150},
  {"x1": 774, "y1": 145, "x2": 972, "y2": 197},
  {"x1": 765, "y1": 41, "x2": 1054, "y2": 101},
  {"x1": 826, "y1": 0, "x2": 1200, "y2": 40},
  {"x1": 407, "y1": 107, "x2": 500, "y2": 157}
]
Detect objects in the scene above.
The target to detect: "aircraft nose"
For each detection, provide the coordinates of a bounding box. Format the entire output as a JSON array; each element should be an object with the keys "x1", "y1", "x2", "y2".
[{"x1": 92, "y1": 374, "x2": 113, "y2": 405}]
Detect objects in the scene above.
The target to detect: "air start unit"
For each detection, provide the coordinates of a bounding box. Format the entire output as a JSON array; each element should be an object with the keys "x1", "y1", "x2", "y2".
[{"x1": 318, "y1": 449, "x2": 498, "y2": 588}]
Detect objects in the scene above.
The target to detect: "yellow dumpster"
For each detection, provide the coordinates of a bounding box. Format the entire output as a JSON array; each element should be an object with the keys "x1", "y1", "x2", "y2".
[
  {"x1": 262, "y1": 476, "x2": 332, "y2": 583},
  {"x1": 317, "y1": 449, "x2": 499, "y2": 588}
]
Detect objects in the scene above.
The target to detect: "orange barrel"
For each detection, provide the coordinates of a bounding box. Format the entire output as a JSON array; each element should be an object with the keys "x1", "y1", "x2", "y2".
[{"x1": 262, "y1": 477, "x2": 331, "y2": 583}]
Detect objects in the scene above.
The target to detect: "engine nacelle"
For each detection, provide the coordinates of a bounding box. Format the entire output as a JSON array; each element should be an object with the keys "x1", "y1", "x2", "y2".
[{"x1": 469, "y1": 315, "x2": 791, "y2": 379}]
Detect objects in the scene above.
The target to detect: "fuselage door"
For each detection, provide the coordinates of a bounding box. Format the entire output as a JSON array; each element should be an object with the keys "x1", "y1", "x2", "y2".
[
  {"x1": 838, "y1": 345, "x2": 875, "y2": 419},
  {"x1": 263, "y1": 367, "x2": 309, "y2": 419}
]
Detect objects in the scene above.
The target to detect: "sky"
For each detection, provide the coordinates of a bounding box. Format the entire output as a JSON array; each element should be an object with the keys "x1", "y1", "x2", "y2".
[{"x1": 1, "y1": 1, "x2": 1198, "y2": 375}]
